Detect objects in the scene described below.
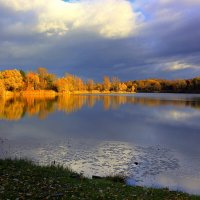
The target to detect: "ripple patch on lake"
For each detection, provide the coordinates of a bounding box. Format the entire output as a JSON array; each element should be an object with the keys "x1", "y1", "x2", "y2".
[{"x1": 0, "y1": 138, "x2": 179, "y2": 180}]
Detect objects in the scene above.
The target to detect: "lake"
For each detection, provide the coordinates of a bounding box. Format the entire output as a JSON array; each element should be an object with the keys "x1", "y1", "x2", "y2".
[{"x1": 0, "y1": 93, "x2": 200, "y2": 195}]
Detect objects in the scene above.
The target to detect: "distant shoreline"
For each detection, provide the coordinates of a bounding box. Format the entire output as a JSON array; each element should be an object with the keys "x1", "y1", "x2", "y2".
[
  {"x1": 2, "y1": 90, "x2": 200, "y2": 98},
  {"x1": 0, "y1": 69, "x2": 199, "y2": 96},
  {"x1": 0, "y1": 90, "x2": 136, "y2": 98}
]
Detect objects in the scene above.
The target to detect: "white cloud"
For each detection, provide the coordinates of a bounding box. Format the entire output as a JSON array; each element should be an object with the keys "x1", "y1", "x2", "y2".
[
  {"x1": 0, "y1": 0, "x2": 200, "y2": 79},
  {"x1": 0, "y1": 0, "x2": 141, "y2": 38},
  {"x1": 164, "y1": 62, "x2": 198, "y2": 71}
]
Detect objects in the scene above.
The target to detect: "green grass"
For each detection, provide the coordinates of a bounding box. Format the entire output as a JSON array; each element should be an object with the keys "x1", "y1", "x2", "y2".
[{"x1": 0, "y1": 159, "x2": 200, "y2": 200}]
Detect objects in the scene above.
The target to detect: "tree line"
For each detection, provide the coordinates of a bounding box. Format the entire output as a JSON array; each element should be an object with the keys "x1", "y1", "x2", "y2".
[
  {"x1": 131, "y1": 78, "x2": 200, "y2": 93},
  {"x1": 0, "y1": 68, "x2": 134, "y2": 94},
  {"x1": 0, "y1": 68, "x2": 200, "y2": 94}
]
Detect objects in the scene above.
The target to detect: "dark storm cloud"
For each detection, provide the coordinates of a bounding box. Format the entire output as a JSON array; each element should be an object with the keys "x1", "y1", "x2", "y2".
[{"x1": 0, "y1": 0, "x2": 199, "y2": 80}]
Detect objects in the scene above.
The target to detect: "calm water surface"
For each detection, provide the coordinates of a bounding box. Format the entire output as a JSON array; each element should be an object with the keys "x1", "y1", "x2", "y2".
[{"x1": 0, "y1": 93, "x2": 200, "y2": 194}]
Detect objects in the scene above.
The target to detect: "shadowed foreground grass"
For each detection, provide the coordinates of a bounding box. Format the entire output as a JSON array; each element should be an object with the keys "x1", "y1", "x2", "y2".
[{"x1": 0, "y1": 159, "x2": 200, "y2": 200}]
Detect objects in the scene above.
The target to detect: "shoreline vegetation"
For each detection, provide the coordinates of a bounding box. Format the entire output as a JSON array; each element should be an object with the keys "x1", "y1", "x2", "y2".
[
  {"x1": 1, "y1": 89, "x2": 136, "y2": 99},
  {"x1": 0, "y1": 68, "x2": 200, "y2": 98},
  {"x1": 0, "y1": 159, "x2": 199, "y2": 200}
]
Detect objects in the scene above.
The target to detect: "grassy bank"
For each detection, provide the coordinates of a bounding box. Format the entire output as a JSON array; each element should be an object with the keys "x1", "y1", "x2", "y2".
[{"x1": 0, "y1": 159, "x2": 199, "y2": 200}]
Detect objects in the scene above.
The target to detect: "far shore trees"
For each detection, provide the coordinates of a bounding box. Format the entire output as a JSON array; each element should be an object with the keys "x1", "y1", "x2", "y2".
[
  {"x1": 87, "y1": 79, "x2": 95, "y2": 91},
  {"x1": 0, "y1": 79, "x2": 5, "y2": 96},
  {"x1": 54, "y1": 77, "x2": 69, "y2": 93},
  {"x1": 0, "y1": 69, "x2": 24, "y2": 91},
  {"x1": 0, "y1": 67, "x2": 199, "y2": 94},
  {"x1": 37, "y1": 67, "x2": 55, "y2": 90},
  {"x1": 103, "y1": 76, "x2": 111, "y2": 91},
  {"x1": 26, "y1": 72, "x2": 40, "y2": 90}
]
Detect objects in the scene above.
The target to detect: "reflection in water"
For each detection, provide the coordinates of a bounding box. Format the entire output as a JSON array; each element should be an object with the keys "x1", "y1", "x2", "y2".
[
  {"x1": 0, "y1": 96, "x2": 57, "y2": 120},
  {"x1": 0, "y1": 94, "x2": 200, "y2": 120},
  {"x1": 0, "y1": 93, "x2": 200, "y2": 195}
]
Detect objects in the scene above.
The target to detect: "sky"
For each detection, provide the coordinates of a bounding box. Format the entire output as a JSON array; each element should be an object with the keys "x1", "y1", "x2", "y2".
[{"x1": 0, "y1": 0, "x2": 200, "y2": 81}]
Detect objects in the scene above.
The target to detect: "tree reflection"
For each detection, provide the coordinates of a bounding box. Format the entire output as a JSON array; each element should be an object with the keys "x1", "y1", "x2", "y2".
[{"x1": 0, "y1": 95, "x2": 200, "y2": 120}]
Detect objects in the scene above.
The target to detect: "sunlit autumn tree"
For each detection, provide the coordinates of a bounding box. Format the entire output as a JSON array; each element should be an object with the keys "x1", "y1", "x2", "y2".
[
  {"x1": 131, "y1": 85, "x2": 136, "y2": 92},
  {"x1": 74, "y1": 77, "x2": 85, "y2": 91},
  {"x1": 26, "y1": 72, "x2": 40, "y2": 90},
  {"x1": 125, "y1": 81, "x2": 136, "y2": 92},
  {"x1": 135, "y1": 80, "x2": 146, "y2": 91},
  {"x1": 0, "y1": 69, "x2": 24, "y2": 91},
  {"x1": 111, "y1": 77, "x2": 120, "y2": 91},
  {"x1": 60, "y1": 73, "x2": 76, "y2": 92},
  {"x1": 37, "y1": 67, "x2": 56, "y2": 90},
  {"x1": 95, "y1": 83, "x2": 103, "y2": 91},
  {"x1": 87, "y1": 79, "x2": 95, "y2": 91},
  {"x1": 103, "y1": 76, "x2": 111, "y2": 91},
  {"x1": 0, "y1": 79, "x2": 5, "y2": 96},
  {"x1": 145, "y1": 80, "x2": 161, "y2": 92},
  {"x1": 119, "y1": 83, "x2": 127, "y2": 91},
  {"x1": 54, "y1": 73, "x2": 83, "y2": 93},
  {"x1": 54, "y1": 77, "x2": 70, "y2": 93},
  {"x1": 37, "y1": 67, "x2": 48, "y2": 89}
]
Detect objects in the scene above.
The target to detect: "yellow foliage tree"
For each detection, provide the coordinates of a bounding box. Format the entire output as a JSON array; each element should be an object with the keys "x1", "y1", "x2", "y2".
[
  {"x1": 0, "y1": 79, "x2": 5, "y2": 96},
  {"x1": 54, "y1": 78, "x2": 70, "y2": 93},
  {"x1": 0, "y1": 69, "x2": 24, "y2": 91},
  {"x1": 37, "y1": 67, "x2": 55, "y2": 90},
  {"x1": 75, "y1": 77, "x2": 85, "y2": 91},
  {"x1": 65, "y1": 74, "x2": 75, "y2": 92},
  {"x1": 111, "y1": 77, "x2": 120, "y2": 91},
  {"x1": 87, "y1": 79, "x2": 95, "y2": 91},
  {"x1": 119, "y1": 83, "x2": 127, "y2": 91},
  {"x1": 131, "y1": 85, "x2": 135, "y2": 92},
  {"x1": 103, "y1": 76, "x2": 111, "y2": 91},
  {"x1": 26, "y1": 72, "x2": 40, "y2": 90}
]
